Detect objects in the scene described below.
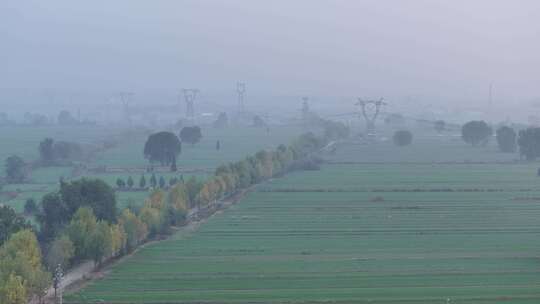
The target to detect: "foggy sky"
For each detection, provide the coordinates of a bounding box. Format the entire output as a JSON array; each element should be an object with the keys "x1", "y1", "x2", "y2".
[{"x1": 2, "y1": 0, "x2": 540, "y2": 104}]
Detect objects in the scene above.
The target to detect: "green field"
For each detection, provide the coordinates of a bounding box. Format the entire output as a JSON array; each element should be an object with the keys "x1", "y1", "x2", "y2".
[
  {"x1": 329, "y1": 135, "x2": 518, "y2": 163},
  {"x1": 94, "y1": 126, "x2": 304, "y2": 169},
  {"x1": 0, "y1": 125, "x2": 119, "y2": 174},
  {"x1": 67, "y1": 158, "x2": 540, "y2": 303},
  {"x1": 4, "y1": 123, "x2": 540, "y2": 303},
  {"x1": 0, "y1": 125, "x2": 303, "y2": 212}
]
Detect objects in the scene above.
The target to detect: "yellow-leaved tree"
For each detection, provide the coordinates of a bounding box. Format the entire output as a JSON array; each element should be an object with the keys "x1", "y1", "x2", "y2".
[
  {"x1": 2, "y1": 273, "x2": 27, "y2": 304},
  {"x1": 0, "y1": 229, "x2": 50, "y2": 303}
]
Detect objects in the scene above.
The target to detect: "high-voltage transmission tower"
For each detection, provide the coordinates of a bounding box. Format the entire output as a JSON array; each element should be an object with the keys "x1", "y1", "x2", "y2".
[
  {"x1": 119, "y1": 92, "x2": 134, "y2": 126},
  {"x1": 355, "y1": 97, "x2": 386, "y2": 136},
  {"x1": 237, "y1": 82, "x2": 246, "y2": 114},
  {"x1": 182, "y1": 89, "x2": 199, "y2": 120}
]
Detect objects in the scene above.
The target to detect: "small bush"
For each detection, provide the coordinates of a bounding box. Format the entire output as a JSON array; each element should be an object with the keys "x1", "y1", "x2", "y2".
[{"x1": 393, "y1": 130, "x2": 413, "y2": 146}]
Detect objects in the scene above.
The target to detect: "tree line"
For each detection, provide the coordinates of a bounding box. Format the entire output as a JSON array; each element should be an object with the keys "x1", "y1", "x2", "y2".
[
  {"x1": 0, "y1": 120, "x2": 348, "y2": 303},
  {"x1": 115, "y1": 174, "x2": 185, "y2": 190},
  {"x1": 460, "y1": 120, "x2": 540, "y2": 160},
  {"x1": 392, "y1": 119, "x2": 540, "y2": 159}
]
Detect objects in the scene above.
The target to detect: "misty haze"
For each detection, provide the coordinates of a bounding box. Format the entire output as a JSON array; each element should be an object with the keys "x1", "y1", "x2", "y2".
[{"x1": 1, "y1": 1, "x2": 540, "y2": 303}]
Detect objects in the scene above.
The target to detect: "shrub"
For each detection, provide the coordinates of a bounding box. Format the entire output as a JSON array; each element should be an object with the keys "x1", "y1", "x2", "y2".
[{"x1": 393, "y1": 130, "x2": 413, "y2": 146}]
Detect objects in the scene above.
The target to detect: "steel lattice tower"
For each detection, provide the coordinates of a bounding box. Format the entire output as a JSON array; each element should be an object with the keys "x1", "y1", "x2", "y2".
[
  {"x1": 355, "y1": 97, "x2": 386, "y2": 136},
  {"x1": 237, "y1": 82, "x2": 246, "y2": 114},
  {"x1": 183, "y1": 89, "x2": 199, "y2": 120}
]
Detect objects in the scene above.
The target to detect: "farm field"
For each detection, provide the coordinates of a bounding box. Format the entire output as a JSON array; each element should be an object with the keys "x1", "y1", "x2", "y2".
[
  {"x1": 0, "y1": 125, "x2": 122, "y2": 174},
  {"x1": 93, "y1": 125, "x2": 305, "y2": 169},
  {"x1": 0, "y1": 124, "x2": 303, "y2": 212},
  {"x1": 67, "y1": 160, "x2": 540, "y2": 303},
  {"x1": 328, "y1": 135, "x2": 519, "y2": 163}
]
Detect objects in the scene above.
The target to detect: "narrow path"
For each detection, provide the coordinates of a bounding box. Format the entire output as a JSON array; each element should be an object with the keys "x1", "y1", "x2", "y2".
[
  {"x1": 37, "y1": 186, "x2": 253, "y2": 304},
  {"x1": 31, "y1": 261, "x2": 94, "y2": 304}
]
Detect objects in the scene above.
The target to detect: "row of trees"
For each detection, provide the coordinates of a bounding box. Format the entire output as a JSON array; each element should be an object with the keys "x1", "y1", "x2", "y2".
[
  {"x1": 460, "y1": 121, "x2": 540, "y2": 160},
  {"x1": 53, "y1": 120, "x2": 344, "y2": 261},
  {"x1": 1, "y1": 110, "x2": 96, "y2": 127},
  {"x1": 195, "y1": 125, "x2": 344, "y2": 208},
  {"x1": 39, "y1": 138, "x2": 83, "y2": 165},
  {"x1": 0, "y1": 178, "x2": 188, "y2": 302},
  {"x1": 0, "y1": 118, "x2": 348, "y2": 303},
  {"x1": 116, "y1": 175, "x2": 185, "y2": 190},
  {"x1": 3, "y1": 137, "x2": 84, "y2": 184},
  {"x1": 39, "y1": 128, "x2": 333, "y2": 298}
]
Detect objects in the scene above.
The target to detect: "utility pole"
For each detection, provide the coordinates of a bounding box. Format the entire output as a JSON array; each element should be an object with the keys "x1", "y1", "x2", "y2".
[
  {"x1": 237, "y1": 82, "x2": 246, "y2": 114},
  {"x1": 53, "y1": 263, "x2": 64, "y2": 304}
]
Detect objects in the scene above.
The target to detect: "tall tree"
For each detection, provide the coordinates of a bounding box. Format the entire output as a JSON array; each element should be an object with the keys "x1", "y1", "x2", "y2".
[
  {"x1": 496, "y1": 126, "x2": 517, "y2": 153},
  {"x1": 150, "y1": 173, "x2": 157, "y2": 188},
  {"x1": 518, "y1": 127, "x2": 540, "y2": 160},
  {"x1": 65, "y1": 207, "x2": 97, "y2": 260},
  {"x1": 119, "y1": 209, "x2": 147, "y2": 252},
  {"x1": 159, "y1": 176, "x2": 166, "y2": 189},
  {"x1": 185, "y1": 176, "x2": 203, "y2": 208},
  {"x1": 24, "y1": 198, "x2": 38, "y2": 215},
  {"x1": 5, "y1": 155, "x2": 26, "y2": 183},
  {"x1": 0, "y1": 206, "x2": 31, "y2": 246},
  {"x1": 1, "y1": 273, "x2": 26, "y2": 304},
  {"x1": 88, "y1": 221, "x2": 112, "y2": 266},
  {"x1": 461, "y1": 120, "x2": 492, "y2": 146},
  {"x1": 144, "y1": 131, "x2": 182, "y2": 171},
  {"x1": 39, "y1": 138, "x2": 55, "y2": 164},
  {"x1": 37, "y1": 193, "x2": 69, "y2": 241},
  {"x1": 45, "y1": 235, "x2": 75, "y2": 271},
  {"x1": 109, "y1": 224, "x2": 126, "y2": 257},
  {"x1": 60, "y1": 179, "x2": 117, "y2": 223},
  {"x1": 116, "y1": 178, "x2": 125, "y2": 189},
  {"x1": 29, "y1": 268, "x2": 51, "y2": 304},
  {"x1": 0, "y1": 229, "x2": 50, "y2": 302},
  {"x1": 139, "y1": 175, "x2": 147, "y2": 189},
  {"x1": 127, "y1": 176, "x2": 134, "y2": 189}
]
